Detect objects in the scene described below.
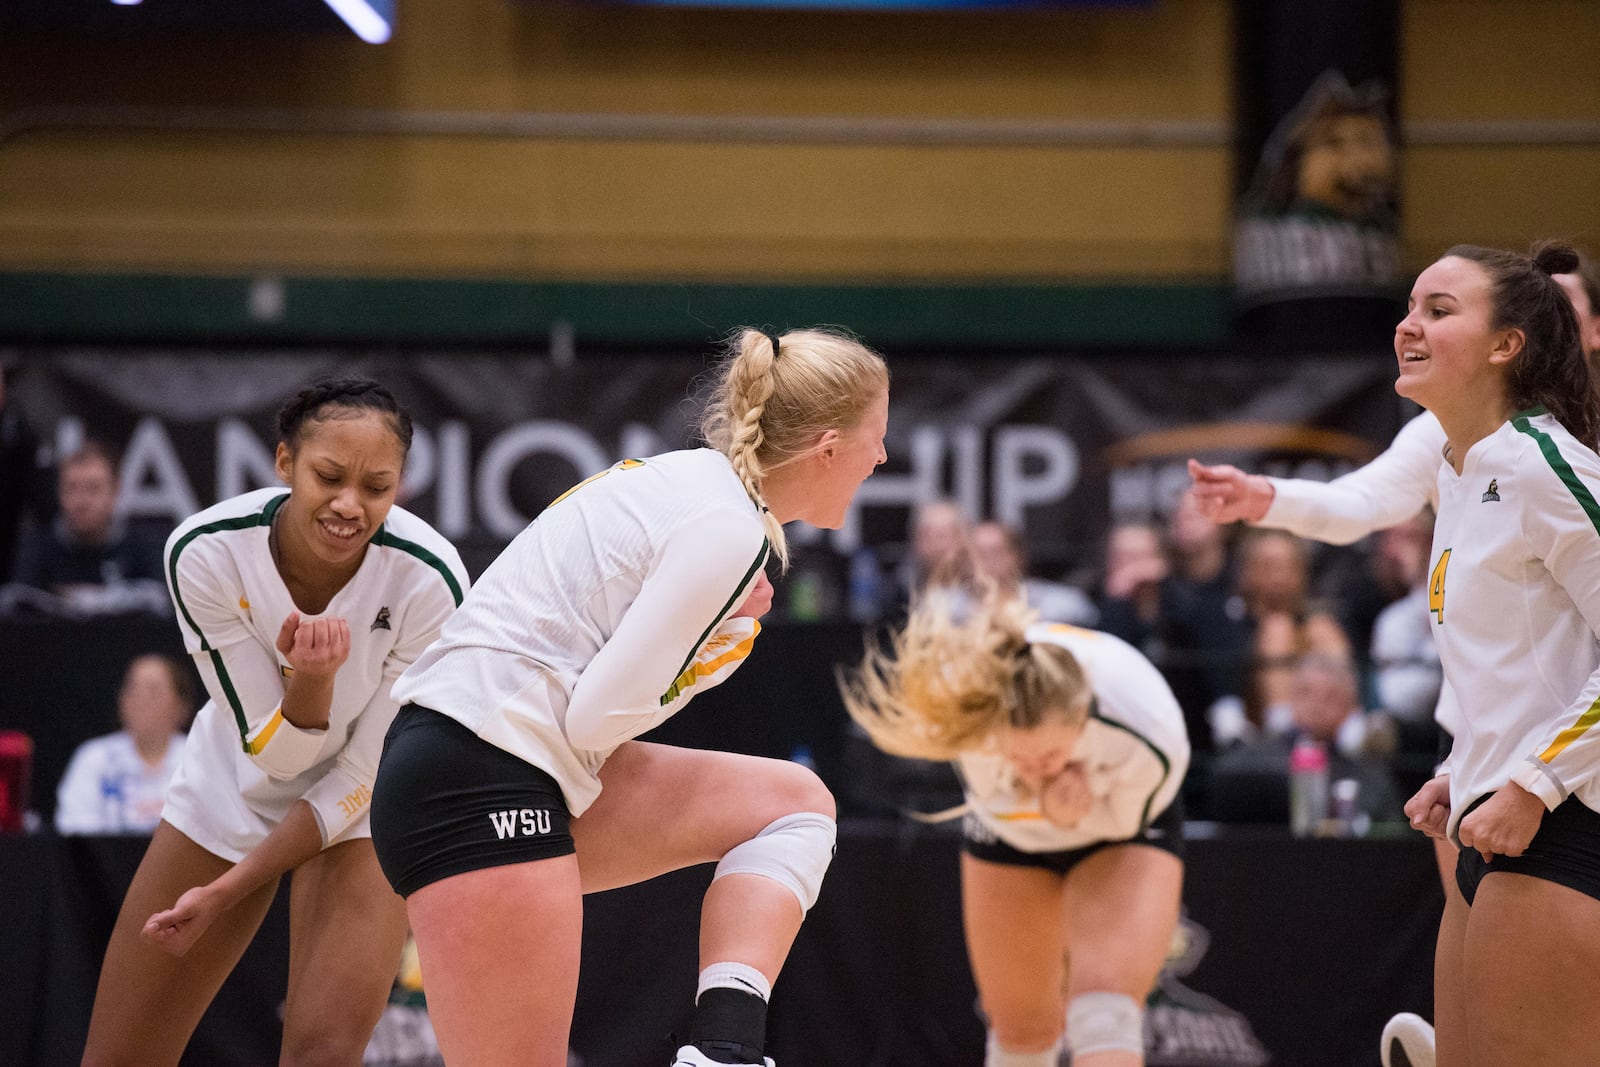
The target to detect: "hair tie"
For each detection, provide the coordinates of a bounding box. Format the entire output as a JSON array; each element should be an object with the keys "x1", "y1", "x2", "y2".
[{"x1": 764, "y1": 331, "x2": 782, "y2": 360}]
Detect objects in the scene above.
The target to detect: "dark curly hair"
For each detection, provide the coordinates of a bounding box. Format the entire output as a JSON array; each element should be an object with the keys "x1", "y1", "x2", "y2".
[{"x1": 275, "y1": 377, "x2": 413, "y2": 455}]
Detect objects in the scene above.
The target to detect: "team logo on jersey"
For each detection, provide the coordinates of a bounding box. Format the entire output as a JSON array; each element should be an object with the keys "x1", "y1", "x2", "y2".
[
  {"x1": 371, "y1": 606, "x2": 391, "y2": 632},
  {"x1": 1481, "y1": 479, "x2": 1500, "y2": 502}
]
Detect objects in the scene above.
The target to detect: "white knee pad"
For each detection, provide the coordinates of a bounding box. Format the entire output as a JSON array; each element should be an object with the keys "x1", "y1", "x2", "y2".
[
  {"x1": 984, "y1": 1031, "x2": 1058, "y2": 1067},
  {"x1": 1065, "y1": 991, "x2": 1144, "y2": 1057},
  {"x1": 712, "y1": 812, "x2": 836, "y2": 912}
]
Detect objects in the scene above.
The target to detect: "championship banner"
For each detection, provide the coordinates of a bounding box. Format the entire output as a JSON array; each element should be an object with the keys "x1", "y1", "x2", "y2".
[{"x1": 5, "y1": 348, "x2": 1411, "y2": 578}]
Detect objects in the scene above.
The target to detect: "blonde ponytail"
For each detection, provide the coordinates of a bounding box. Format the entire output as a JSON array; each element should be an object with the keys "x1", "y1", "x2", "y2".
[{"x1": 840, "y1": 594, "x2": 1090, "y2": 761}]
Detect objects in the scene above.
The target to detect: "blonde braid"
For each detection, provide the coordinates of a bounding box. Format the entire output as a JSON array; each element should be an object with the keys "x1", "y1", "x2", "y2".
[
  {"x1": 698, "y1": 324, "x2": 888, "y2": 572},
  {"x1": 725, "y1": 336, "x2": 789, "y2": 566}
]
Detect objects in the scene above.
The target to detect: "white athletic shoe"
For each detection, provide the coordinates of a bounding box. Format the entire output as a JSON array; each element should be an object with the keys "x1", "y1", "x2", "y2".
[
  {"x1": 1380, "y1": 1012, "x2": 1436, "y2": 1067},
  {"x1": 671, "y1": 1045, "x2": 775, "y2": 1067}
]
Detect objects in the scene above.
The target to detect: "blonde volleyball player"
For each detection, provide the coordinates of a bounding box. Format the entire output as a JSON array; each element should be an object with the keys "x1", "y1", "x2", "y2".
[
  {"x1": 82, "y1": 378, "x2": 468, "y2": 1067},
  {"x1": 367, "y1": 328, "x2": 889, "y2": 1067},
  {"x1": 1185, "y1": 250, "x2": 1600, "y2": 1067},
  {"x1": 841, "y1": 595, "x2": 1189, "y2": 1067}
]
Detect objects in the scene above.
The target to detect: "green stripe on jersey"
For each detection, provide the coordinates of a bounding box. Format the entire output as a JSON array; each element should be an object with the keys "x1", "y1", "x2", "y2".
[
  {"x1": 1089, "y1": 699, "x2": 1173, "y2": 832},
  {"x1": 166, "y1": 493, "x2": 287, "y2": 749},
  {"x1": 1513, "y1": 415, "x2": 1600, "y2": 539},
  {"x1": 373, "y1": 526, "x2": 465, "y2": 606},
  {"x1": 660, "y1": 539, "x2": 771, "y2": 707}
]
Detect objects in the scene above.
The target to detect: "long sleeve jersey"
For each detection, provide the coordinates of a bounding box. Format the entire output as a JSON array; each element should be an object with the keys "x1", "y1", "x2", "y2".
[
  {"x1": 391, "y1": 449, "x2": 769, "y2": 816},
  {"x1": 1262, "y1": 411, "x2": 1444, "y2": 545},
  {"x1": 164, "y1": 489, "x2": 467, "y2": 852},
  {"x1": 1256, "y1": 410, "x2": 1461, "y2": 737},
  {"x1": 1428, "y1": 411, "x2": 1600, "y2": 840},
  {"x1": 957, "y1": 622, "x2": 1191, "y2": 853}
]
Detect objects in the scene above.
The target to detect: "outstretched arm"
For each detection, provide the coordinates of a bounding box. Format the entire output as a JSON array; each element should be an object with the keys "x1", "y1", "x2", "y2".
[
  {"x1": 1186, "y1": 413, "x2": 1444, "y2": 545},
  {"x1": 1186, "y1": 459, "x2": 1275, "y2": 524},
  {"x1": 141, "y1": 801, "x2": 322, "y2": 957}
]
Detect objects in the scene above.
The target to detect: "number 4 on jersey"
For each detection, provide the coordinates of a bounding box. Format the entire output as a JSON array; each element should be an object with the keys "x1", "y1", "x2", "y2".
[{"x1": 1429, "y1": 548, "x2": 1452, "y2": 624}]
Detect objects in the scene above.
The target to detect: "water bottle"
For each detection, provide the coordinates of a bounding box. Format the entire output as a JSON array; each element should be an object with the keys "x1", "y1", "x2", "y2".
[
  {"x1": 1288, "y1": 737, "x2": 1329, "y2": 838},
  {"x1": 847, "y1": 547, "x2": 882, "y2": 624},
  {"x1": 1330, "y1": 777, "x2": 1368, "y2": 838}
]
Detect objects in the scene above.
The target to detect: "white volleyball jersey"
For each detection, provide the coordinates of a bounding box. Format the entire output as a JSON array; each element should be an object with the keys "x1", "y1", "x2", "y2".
[
  {"x1": 1258, "y1": 410, "x2": 1463, "y2": 738},
  {"x1": 161, "y1": 488, "x2": 467, "y2": 861},
  {"x1": 392, "y1": 449, "x2": 770, "y2": 816},
  {"x1": 1427, "y1": 411, "x2": 1600, "y2": 841},
  {"x1": 957, "y1": 622, "x2": 1191, "y2": 854},
  {"x1": 1263, "y1": 411, "x2": 1445, "y2": 546}
]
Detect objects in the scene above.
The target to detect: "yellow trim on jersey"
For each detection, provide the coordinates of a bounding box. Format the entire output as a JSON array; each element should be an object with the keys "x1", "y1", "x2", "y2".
[
  {"x1": 660, "y1": 625, "x2": 760, "y2": 704},
  {"x1": 991, "y1": 810, "x2": 1045, "y2": 822},
  {"x1": 245, "y1": 708, "x2": 286, "y2": 755},
  {"x1": 1538, "y1": 694, "x2": 1600, "y2": 764},
  {"x1": 1039, "y1": 622, "x2": 1099, "y2": 641},
  {"x1": 547, "y1": 458, "x2": 646, "y2": 508}
]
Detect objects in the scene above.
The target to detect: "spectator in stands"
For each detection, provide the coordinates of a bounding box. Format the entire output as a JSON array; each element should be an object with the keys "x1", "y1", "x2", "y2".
[
  {"x1": 55, "y1": 654, "x2": 193, "y2": 836},
  {"x1": 1209, "y1": 652, "x2": 1401, "y2": 827},
  {"x1": 963, "y1": 519, "x2": 1097, "y2": 626},
  {"x1": 1095, "y1": 520, "x2": 1169, "y2": 649},
  {"x1": 1094, "y1": 497, "x2": 1245, "y2": 823},
  {"x1": 1209, "y1": 527, "x2": 1350, "y2": 748},
  {"x1": 0, "y1": 356, "x2": 54, "y2": 583},
  {"x1": 5, "y1": 439, "x2": 169, "y2": 617},
  {"x1": 1366, "y1": 512, "x2": 1442, "y2": 750},
  {"x1": 888, "y1": 497, "x2": 972, "y2": 621}
]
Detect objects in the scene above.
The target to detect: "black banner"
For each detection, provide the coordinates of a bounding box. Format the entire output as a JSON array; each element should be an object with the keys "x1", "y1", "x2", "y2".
[
  {"x1": 6, "y1": 348, "x2": 1411, "y2": 580},
  {"x1": 1232, "y1": 0, "x2": 1404, "y2": 352}
]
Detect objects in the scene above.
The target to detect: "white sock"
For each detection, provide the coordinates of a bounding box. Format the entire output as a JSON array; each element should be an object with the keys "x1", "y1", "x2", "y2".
[
  {"x1": 985, "y1": 1030, "x2": 1059, "y2": 1067},
  {"x1": 696, "y1": 962, "x2": 772, "y2": 1003}
]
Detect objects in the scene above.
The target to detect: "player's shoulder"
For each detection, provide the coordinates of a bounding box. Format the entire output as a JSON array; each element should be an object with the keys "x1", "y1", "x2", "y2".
[
  {"x1": 1025, "y1": 620, "x2": 1141, "y2": 662},
  {"x1": 371, "y1": 506, "x2": 470, "y2": 604},
  {"x1": 170, "y1": 488, "x2": 284, "y2": 541},
  {"x1": 166, "y1": 489, "x2": 284, "y2": 569},
  {"x1": 1508, "y1": 412, "x2": 1600, "y2": 480}
]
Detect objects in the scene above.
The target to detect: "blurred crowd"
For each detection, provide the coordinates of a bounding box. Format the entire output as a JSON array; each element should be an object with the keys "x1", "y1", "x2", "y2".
[
  {"x1": 830, "y1": 491, "x2": 1436, "y2": 828},
  {"x1": 0, "y1": 349, "x2": 1426, "y2": 836}
]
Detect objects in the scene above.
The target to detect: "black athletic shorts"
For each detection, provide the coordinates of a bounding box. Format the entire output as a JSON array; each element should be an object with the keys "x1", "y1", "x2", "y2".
[
  {"x1": 371, "y1": 704, "x2": 576, "y2": 898},
  {"x1": 1455, "y1": 794, "x2": 1600, "y2": 907},
  {"x1": 960, "y1": 794, "x2": 1185, "y2": 876}
]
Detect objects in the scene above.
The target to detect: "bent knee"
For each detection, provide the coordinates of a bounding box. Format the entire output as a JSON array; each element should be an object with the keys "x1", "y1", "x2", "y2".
[
  {"x1": 281, "y1": 1023, "x2": 378, "y2": 1067},
  {"x1": 763, "y1": 758, "x2": 836, "y2": 821}
]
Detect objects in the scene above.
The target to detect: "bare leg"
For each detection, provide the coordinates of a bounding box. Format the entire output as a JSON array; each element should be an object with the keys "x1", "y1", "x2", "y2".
[
  {"x1": 574, "y1": 742, "x2": 835, "y2": 983},
  {"x1": 959, "y1": 854, "x2": 1068, "y2": 1056},
  {"x1": 81, "y1": 822, "x2": 278, "y2": 1067},
  {"x1": 1433, "y1": 868, "x2": 1470, "y2": 1067},
  {"x1": 1463, "y1": 872, "x2": 1600, "y2": 1067},
  {"x1": 280, "y1": 838, "x2": 410, "y2": 1067},
  {"x1": 1060, "y1": 845, "x2": 1183, "y2": 1067},
  {"x1": 405, "y1": 857, "x2": 584, "y2": 1067}
]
